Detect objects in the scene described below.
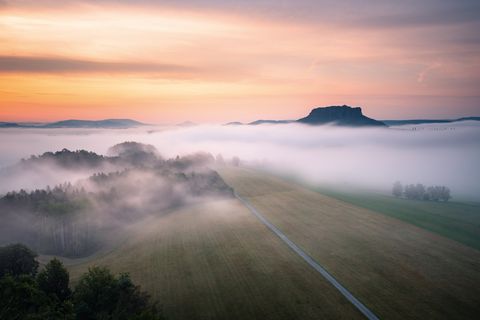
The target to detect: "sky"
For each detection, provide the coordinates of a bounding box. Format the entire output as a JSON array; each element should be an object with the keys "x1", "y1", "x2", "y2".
[{"x1": 0, "y1": 0, "x2": 479, "y2": 123}]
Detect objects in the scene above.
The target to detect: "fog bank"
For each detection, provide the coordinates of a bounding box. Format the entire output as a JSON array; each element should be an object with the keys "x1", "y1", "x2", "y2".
[{"x1": 1, "y1": 121, "x2": 479, "y2": 199}]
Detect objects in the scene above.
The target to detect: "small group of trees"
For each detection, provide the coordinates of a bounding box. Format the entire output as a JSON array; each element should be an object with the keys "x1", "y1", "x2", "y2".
[
  {"x1": 1, "y1": 183, "x2": 88, "y2": 215},
  {"x1": 215, "y1": 154, "x2": 241, "y2": 167},
  {"x1": 0, "y1": 243, "x2": 164, "y2": 320},
  {"x1": 392, "y1": 182, "x2": 451, "y2": 201},
  {"x1": 0, "y1": 186, "x2": 94, "y2": 257},
  {"x1": 22, "y1": 149, "x2": 107, "y2": 169}
]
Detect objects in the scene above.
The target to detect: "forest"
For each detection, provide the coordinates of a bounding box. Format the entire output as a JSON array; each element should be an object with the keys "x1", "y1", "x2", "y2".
[{"x1": 0, "y1": 142, "x2": 234, "y2": 257}]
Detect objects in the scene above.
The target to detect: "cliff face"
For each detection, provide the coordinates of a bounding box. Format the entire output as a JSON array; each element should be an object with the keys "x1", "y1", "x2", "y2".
[{"x1": 297, "y1": 105, "x2": 386, "y2": 127}]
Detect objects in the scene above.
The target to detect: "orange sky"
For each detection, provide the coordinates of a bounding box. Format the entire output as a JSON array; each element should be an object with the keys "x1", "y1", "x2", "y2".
[{"x1": 0, "y1": 1, "x2": 479, "y2": 123}]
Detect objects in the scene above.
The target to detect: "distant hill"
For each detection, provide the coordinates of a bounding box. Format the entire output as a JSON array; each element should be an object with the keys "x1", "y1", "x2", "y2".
[
  {"x1": 234, "y1": 106, "x2": 479, "y2": 128},
  {"x1": 176, "y1": 121, "x2": 197, "y2": 127},
  {"x1": 241, "y1": 105, "x2": 385, "y2": 127},
  {"x1": 458, "y1": 117, "x2": 480, "y2": 121},
  {"x1": 0, "y1": 119, "x2": 145, "y2": 129},
  {"x1": 44, "y1": 119, "x2": 145, "y2": 128},
  {"x1": 249, "y1": 120, "x2": 294, "y2": 125},
  {"x1": 230, "y1": 113, "x2": 480, "y2": 127},
  {"x1": 383, "y1": 117, "x2": 480, "y2": 126},
  {"x1": 297, "y1": 105, "x2": 386, "y2": 127},
  {"x1": 382, "y1": 119, "x2": 450, "y2": 126},
  {"x1": 0, "y1": 122, "x2": 21, "y2": 128}
]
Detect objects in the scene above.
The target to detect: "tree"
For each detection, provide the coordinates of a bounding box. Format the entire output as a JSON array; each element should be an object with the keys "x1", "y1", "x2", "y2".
[
  {"x1": 404, "y1": 184, "x2": 415, "y2": 200},
  {"x1": 414, "y1": 183, "x2": 426, "y2": 200},
  {"x1": 37, "y1": 258, "x2": 71, "y2": 302},
  {"x1": 404, "y1": 184, "x2": 426, "y2": 200},
  {"x1": 427, "y1": 186, "x2": 441, "y2": 201},
  {"x1": 0, "y1": 274, "x2": 69, "y2": 320},
  {"x1": 400, "y1": 183, "x2": 451, "y2": 202},
  {"x1": 0, "y1": 274, "x2": 45, "y2": 319},
  {"x1": 1, "y1": 244, "x2": 161, "y2": 319},
  {"x1": 74, "y1": 266, "x2": 162, "y2": 320},
  {"x1": 0, "y1": 243, "x2": 39, "y2": 278},
  {"x1": 439, "y1": 186, "x2": 451, "y2": 202},
  {"x1": 392, "y1": 181, "x2": 403, "y2": 198}
]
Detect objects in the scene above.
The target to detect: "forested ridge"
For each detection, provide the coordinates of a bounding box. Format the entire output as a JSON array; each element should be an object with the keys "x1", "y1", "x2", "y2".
[{"x1": 0, "y1": 142, "x2": 233, "y2": 258}]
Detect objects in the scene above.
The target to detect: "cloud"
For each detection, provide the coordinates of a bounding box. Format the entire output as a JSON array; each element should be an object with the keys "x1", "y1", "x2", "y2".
[
  {"x1": 3, "y1": 0, "x2": 479, "y2": 30},
  {"x1": 0, "y1": 56, "x2": 196, "y2": 75},
  {"x1": 350, "y1": 2, "x2": 480, "y2": 29},
  {"x1": 417, "y1": 61, "x2": 442, "y2": 83}
]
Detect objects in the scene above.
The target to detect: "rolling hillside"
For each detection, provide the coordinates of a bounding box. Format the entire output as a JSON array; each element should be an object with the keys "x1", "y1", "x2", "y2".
[
  {"x1": 65, "y1": 199, "x2": 362, "y2": 320},
  {"x1": 218, "y1": 167, "x2": 480, "y2": 319},
  {"x1": 60, "y1": 167, "x2": 480, "y2": 319},
  {"x1": 310, "y1": 187, "x2": 480, "y2": 250}
]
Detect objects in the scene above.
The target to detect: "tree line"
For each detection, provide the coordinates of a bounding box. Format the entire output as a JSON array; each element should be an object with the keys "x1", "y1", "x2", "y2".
[
  {"x1": 392, "y1": 182, "x2": 451, "y2": 201},
  {"x1": 0, "y1": 185, "x2": 96, "y2": 257},
  {"x1": 0, "y1": 243, "x2": 164, "y2": 320}
]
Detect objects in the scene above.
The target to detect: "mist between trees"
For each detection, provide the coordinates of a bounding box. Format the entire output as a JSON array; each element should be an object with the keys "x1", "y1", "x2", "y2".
[
  {"x1": 0, "y1": 142, "x2": 237, "y2": 258},
  {"x1": 1, "y1": 121, "x2": 479, "y2": 199}
]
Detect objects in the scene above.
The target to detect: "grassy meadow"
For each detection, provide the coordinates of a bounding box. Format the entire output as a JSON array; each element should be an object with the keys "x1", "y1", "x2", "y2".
[
  {"x1": 218, "y1": 167, "x2": 480, "y2": 320},
  {"x1": 65, "y1": 199, "x2": 362, "y2": 320},
  {"x1": 310, "y1": 188, "x2": 480, "y2": 250}
]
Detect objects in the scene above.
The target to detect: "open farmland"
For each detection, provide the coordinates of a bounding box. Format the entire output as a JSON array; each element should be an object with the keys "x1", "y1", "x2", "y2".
[
  {"x1": 310, "y1": 187, "x2": 480, "y2": 250},
  {"x1": 218, "y1": 167, "x2": 480, "y2": 320},
  {"x1": 65, "y1": 199, "x2": 362, "y2": 320}
]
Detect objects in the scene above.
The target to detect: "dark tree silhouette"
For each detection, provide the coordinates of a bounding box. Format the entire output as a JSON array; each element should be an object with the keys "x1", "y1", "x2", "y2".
[
  {"x1": 0, "y1": 243, "x2": 39, "y2": 278},
  {"x1": 440, "y1": 186, "x2": 451, "y2": 202},
  {"x1": 0, "y1": 274, "x2": 61, "y2": 320},
  {"x1": 427, "y1": 186, "x2": 451, "y2": 202},
  {"x1": 37, "y1": 258, "x2": 72, "y2": 302},
  {"x1": 74, "y1": 266, "x2": 163, "y2": 320},
  {"x1": 1, "y1": 244, "x2": 163, "y2": 320},
  {"x1": 396, "y1": 182, "x2": 451, "y2": 202}
]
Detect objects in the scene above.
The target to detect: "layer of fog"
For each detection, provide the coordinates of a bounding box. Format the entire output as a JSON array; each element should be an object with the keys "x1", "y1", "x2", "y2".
[{"x1": 1, "y1": 120, "x2": 479, "y2": 200}]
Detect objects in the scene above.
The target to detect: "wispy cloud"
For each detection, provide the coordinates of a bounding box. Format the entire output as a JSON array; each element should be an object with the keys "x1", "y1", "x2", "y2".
[
  {"x1": 417, "y1": 61, "x2": 442, "y2": 83},
  {"x1": 1, "y1": 0, "x2": 479, "y2": 120},
  {"x1": 2, "y1": 1, "x2": 479, "y2": 28},
  {"x1": 0, "y1": 55, "x2": 196, "y2": 75}
]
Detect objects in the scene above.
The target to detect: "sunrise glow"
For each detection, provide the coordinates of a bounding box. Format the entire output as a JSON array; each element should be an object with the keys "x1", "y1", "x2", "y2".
[{"x1": 1, "y1": 1, "x2": 479, "y2": 122}]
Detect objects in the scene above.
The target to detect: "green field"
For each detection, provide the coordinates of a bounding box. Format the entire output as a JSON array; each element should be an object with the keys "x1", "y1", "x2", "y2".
[
  {"x1": 218, "y1": 167, "x2": 480, "y2": 319},
  {"x1": 309, "y1": 187, "x2": 480, "y2": 250},
  {"x1": 65, "y1": 199, "x2": 363, "y2": 320}
]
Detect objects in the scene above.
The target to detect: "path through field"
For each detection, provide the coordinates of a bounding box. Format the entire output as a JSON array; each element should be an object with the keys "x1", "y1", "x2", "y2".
[
  {"x1": 219, "y1": 167, "x2": 480, "y2": 319},
  {"x1": 235, "y1": 192, "x2": 379, "y2": 320},
  {"x1": 66, "y1": 199, "x2": 364, "y2": 320}
]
